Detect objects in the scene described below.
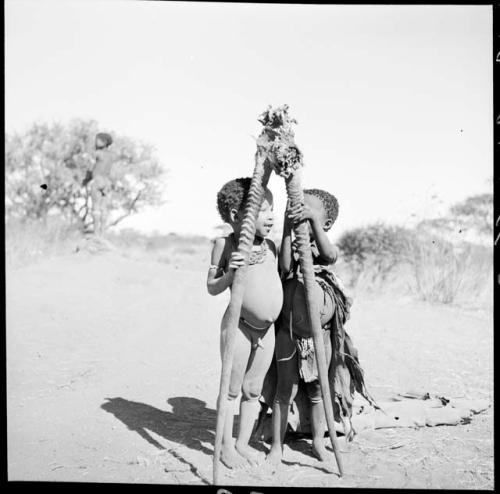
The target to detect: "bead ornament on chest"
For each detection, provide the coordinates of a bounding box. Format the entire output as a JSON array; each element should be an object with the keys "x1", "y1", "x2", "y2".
[{"x1": 248, "y1": 238, "x2": 268, "y2": 265}]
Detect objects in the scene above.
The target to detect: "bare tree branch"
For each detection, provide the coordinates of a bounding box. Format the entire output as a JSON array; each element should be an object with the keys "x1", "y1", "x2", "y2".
[{"x1": 106, "y1": 191, "x2": 142, "y2": 228}]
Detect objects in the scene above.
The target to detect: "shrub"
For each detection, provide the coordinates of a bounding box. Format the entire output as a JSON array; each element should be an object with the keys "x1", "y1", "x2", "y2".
[
  {"x1": 337, "y1": 223, "x2": 415, "y2": 283},
  {"x1": 337, "y1": 222, "x2": 492, "y2": 306}
]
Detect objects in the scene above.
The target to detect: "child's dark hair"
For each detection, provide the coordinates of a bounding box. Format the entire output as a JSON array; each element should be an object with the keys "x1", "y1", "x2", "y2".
[
  {"x1": 304, "y1": 188, "x2": 339, "y2": 229},
  {"x1": 96, "y1": 132, "x2": 113, "y2": 147},
  {"x1": 217, "y1": 177, "x2": 252, "y2": 223}
]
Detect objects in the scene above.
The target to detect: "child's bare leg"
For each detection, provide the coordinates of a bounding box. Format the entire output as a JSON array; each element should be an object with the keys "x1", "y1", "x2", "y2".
[
  {"x1": 309, "y1": 394, "x2": 330, "y2": 461},
  {"x1": 220, "y1": 322, "x2": 252, "y2": 469},
  {"x1": 235, "y1": 325, "x2": 275, "y2": 465},
  {"x1": 251, "y1": 401, "x2": 269, "y2": 442},
  {"x1": 100, "y1": 195, "x2": 109, "y2": 234},
  {"x1": 266, "y1": 399, "x2": 290, "y2": 466},
  {"x1": 221, "y1": 398, "x2": 246, "y2": 467},
  {"x1": 252, "y1": 357, "x2": 277, "y2": 442},
  {"x1": 307, "y1": 333, "x2": 333, "y2": 462},
  {"x1": 266, "y1": 329, "x2": 299, "y2": 466},
  {"x1": 90, "y1": 188, "x2": 100, "y2": 234}
]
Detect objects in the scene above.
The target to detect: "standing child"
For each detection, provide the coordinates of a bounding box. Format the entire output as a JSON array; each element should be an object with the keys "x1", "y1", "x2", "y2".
[
  {"x1": 207, "y1": 177, "x2": 283, "y2": 468},
  {"x1": 266, "y1": 188, "x2": 374, "y2": 465},
  {"x1": 82, "y1": 132, "x2": 114, "y2": 235}
]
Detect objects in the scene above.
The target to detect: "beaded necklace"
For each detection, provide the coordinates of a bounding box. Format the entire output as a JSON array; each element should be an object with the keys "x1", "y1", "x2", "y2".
[{"x1": 248, "y1": 238, "x2": 268, "y2": 265}]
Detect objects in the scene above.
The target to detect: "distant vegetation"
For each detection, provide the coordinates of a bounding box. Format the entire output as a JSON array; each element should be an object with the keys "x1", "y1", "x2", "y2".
[
  {"x1": 5, "y1": 120, "x2": 492, "y2": 308},
  {"x1": 108, "y1": 229, "x2": 210, "y2": 251},
  {"x1": 106, "y1": 229, "x2": 212, "y2": 268},
  {"x1": 337, "y1": 194, "x2": 493, "y2": 306},
  {"x1": 5, "y1": 119, "x2": 166, "y2": 232},
  {"x1": 415, "y1": 193, "x2": 493, "y2": 241}
]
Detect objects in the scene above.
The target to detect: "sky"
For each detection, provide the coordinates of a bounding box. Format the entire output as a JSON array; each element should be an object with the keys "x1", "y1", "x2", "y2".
[{"x1": 5, "y1": 1, "x2": 493, "y2": 240}]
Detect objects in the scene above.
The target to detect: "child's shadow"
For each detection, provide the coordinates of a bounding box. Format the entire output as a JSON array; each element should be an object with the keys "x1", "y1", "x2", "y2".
[{"x1": 101, "y1": 397, "x2": 217, "y2": 483}]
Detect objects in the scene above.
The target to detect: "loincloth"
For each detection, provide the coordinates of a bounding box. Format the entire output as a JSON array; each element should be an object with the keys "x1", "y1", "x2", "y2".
[
  {"x1": 293, "y1": 327, "x2": 331, "y2": 384},
  {"x1": 239, "y1": 316, "x2": 272, "y2": 349}
]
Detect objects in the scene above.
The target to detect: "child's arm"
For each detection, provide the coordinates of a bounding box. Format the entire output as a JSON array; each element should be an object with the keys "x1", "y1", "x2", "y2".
[
  {"x1": 289, "y1": 203, "x2": 338, "y2": 264},
  {"x1": 279, "y1": 204, "x2": 294, "y2": 276},
  {"x1": 82, "y1": 149, "x2": 99, "y2": 186},
  {"x1": 307, "y1": 215, "x2": 338, "y2": 264},
  {"x1": 206, "y1": 237, "x2": 245, "y2": 295},
  {"x1": 91, "y1": 147, "x2": 101, "y2": 173}
]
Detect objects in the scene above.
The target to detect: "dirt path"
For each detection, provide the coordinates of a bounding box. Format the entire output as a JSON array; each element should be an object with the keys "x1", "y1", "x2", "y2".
[{"x1": 7, "y1": 250, "x2": 493, "y2": 488}]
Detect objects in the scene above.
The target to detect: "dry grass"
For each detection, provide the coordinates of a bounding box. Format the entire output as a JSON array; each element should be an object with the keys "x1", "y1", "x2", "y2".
[
  {"x1": 5, "y1": 217, "x2": 82, "y2": 269},
  {"x1": 409, "y1": 238, "x2": 492, "y2": 307},
  {"x1": 5, "y1": 222, "x2": 213, "y2": 272},
  {"x1": 106, "y1": 228, "x2": 212, "y2": 270}
]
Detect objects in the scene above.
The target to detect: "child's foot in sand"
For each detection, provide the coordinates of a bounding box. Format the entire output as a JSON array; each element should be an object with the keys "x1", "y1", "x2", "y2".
[
  {"x1": 265, "y1": 445, "x2": 283, "y2": 469},
  {"x1": 221, "y1": 444, "x2": 249, "y2": 469},
  {"x1": 312, "y1": 439, "x2": 333, "y2": 462},
  {"x1": 235, "y1": 441, "x2": 260, "y2": 466}
]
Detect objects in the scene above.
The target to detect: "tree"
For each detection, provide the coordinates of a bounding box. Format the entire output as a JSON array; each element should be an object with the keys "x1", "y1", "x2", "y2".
[
  {"x1": 414, "y1": 193, "x2": 493, "y2": 243},
  {"x1": 5, "y1": 119, "x2": 166, "y2": 231},
  {"x1": 449, "y1": 193, "x2": 493, "y2": 236}
]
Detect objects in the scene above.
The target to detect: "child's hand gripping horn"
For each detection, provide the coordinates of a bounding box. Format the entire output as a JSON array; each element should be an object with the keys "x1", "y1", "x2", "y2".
[
  {"x1": 259, "y1": 104, "x2": 344, "y2": 477},
  {"x1": 212, "y1": 139, "x2": 273, "y2": 485}
]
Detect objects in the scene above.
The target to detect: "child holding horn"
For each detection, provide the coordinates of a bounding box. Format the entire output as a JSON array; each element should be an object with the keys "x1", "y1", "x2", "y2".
[
  {"x1": 266, "y1": 188, "x2": 374, "y2": 465},
  {"x1": 207, "y1": 177, "x2": 283, "y2": 468}
]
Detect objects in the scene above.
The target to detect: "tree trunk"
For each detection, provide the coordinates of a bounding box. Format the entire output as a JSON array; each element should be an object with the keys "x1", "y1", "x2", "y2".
[
  {"x1": 213, "y1": 153, "x2": 272, "y2": 485},
  {"x1": 285, "y1": 170, "x2": 344, "y2": 477}
]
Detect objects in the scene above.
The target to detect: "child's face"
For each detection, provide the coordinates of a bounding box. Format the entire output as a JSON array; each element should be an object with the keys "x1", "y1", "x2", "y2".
[
  {"x1": 95, "y1": 136, "x2": 107, "y2": 149},
  {"x1": 254, "y1": 189, "x2": 275, "y2": 238},
  {"x1": 230, "y1": 188, "x2": 274, "y2": 238},
  {"x1": 304, "y1": 194, "x2": 332, "y2": 235}
]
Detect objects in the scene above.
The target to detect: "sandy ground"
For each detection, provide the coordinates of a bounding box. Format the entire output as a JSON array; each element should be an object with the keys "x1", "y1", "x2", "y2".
[{"x1": 7, "y1": 245, "x2": 494, "y2": 488}]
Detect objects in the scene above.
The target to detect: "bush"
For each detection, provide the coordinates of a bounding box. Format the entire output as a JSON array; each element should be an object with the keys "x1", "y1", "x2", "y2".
[
  {"x1": 337, "y1": 222, "x2": 492, "y2": 306},
  {"x1": 337, "y1": 223, "x2": 415, "y2": 283}
]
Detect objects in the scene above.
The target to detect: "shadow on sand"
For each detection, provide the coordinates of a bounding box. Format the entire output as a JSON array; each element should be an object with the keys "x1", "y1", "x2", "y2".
[
  {"x1": 101, "y1": 396, "x2": 218, "y2": 484},
  {"x1": 101, "y1": 396, "x2": 334, "y2": 482}
]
